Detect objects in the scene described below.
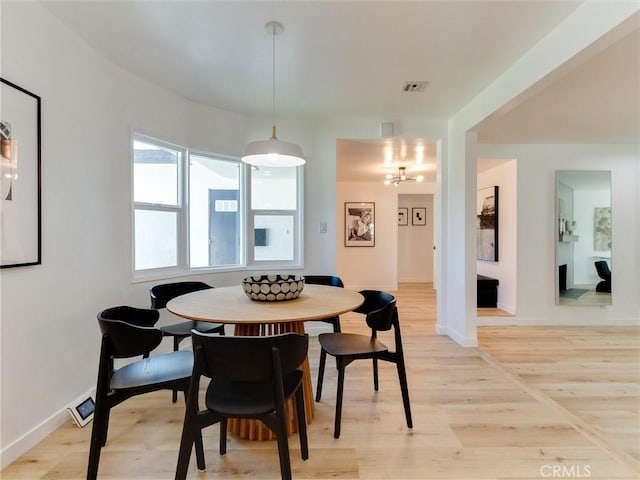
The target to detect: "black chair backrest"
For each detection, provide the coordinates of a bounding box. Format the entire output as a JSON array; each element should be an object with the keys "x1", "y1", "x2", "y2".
[
  {"x1": 150, "y1": 281, "x2": 213, "y2": 309},
  {"x1": 359, "y1": 292, "x2": 397, "y2": 332},
  {"x1": 304, "y1": 275, "x2": 344, "y2": 288},
  {"x1": 98, "y1": 306, "x2": 162, "y2": 358},
  {"x1": 191, "y1": 332, "x2": 308, "y2": 382},
  {"x1": 354, "y1": 290, "x2": 395, "y2": 316},
  {"x1": 594, "y1": 261, "x2": 611, "y2": 280}
]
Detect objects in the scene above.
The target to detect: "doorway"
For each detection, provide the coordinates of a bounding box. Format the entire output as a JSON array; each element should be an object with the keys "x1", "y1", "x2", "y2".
[{"x1": 398, "y1": 194, "x2": 434, "y2": 282}]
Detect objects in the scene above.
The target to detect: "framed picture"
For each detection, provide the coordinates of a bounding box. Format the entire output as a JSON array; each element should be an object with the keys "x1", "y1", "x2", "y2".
[
  {"x1": 1, "y1": 78, "x2": 42, "y2": 268},
  {"x1": 398, "y1": 207, "x2": 408, "y2": 226},
  {"x1": 594, "y1": 207, "x2": 611, "y2": 251},
  {"x1": 412, "y1": 207, "x2": 426, "y2": 226},
  {"x1": 345, "y1": 202, "x2": 375, "y2": 247},
  {"x1": 476, "y1": 185, "x2": 499, "y2": 262}
]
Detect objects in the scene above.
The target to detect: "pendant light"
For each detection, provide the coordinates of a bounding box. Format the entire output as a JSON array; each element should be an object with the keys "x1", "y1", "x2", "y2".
[{"x1": 242, "y1": 21, "x2": 305, "y2": 167}]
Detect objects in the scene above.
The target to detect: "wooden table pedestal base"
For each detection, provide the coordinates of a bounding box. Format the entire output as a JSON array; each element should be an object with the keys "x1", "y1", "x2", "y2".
[{"x1": 227, "y1": 321, "x2": 315, "y2": 440}]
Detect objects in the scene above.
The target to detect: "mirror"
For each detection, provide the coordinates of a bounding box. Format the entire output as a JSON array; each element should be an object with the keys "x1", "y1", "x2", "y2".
[{"x1": 556, "y1": 170, "x2": 612, "y2": 306}]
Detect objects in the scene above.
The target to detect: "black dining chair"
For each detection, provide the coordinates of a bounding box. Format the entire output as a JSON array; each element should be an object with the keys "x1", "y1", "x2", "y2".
[
  {"x1": 175, "y1": 332, "x2": 309, "y2": 480},
  {"x1": 304, "y1": 275, "x2": 345, "y2": 332},
  {"x1": 594, "y1": 260, "x2": 612, "y2": 293},
  {"x1": 88, "y1": 306, "x2": 204, "y2": 480},
  {"x1": 150, "y1": 281, "x2": 225, "y2": 402},
  {"x1": 315, "y1": 290, "x2": 413, "y2": 438}
]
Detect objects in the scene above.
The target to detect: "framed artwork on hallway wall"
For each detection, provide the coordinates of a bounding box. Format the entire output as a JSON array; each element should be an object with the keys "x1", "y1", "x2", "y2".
[
  {"x1": 412, "y1": 208, "x2": 426, "y2": 226},
  {"x1": 1, "y1": 78, "x2": 42, "y2": 268},
  {"x1": 476, "y1": 185, "x2": 499, "y2": 262},
  {"x1": 398, "y1": 207, "x2": 408, "y2": 226},
  {"x1": 345, "y1": 202, "x2": 375, "y2": 247}
]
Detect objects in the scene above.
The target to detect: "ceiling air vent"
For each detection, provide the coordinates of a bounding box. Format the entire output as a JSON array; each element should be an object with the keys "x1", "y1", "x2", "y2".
[{"x1": 402, "y1": 81, "x2": 428, "y2": 93}]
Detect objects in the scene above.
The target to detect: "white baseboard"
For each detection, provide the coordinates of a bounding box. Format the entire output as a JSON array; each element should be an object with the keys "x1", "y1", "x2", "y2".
[
  {"x1": 1, "y1": 387, "x2": 96, "y2": 469},
  {"x1": 496, "y1": 301, "x2": 516, "y2": 314},
  {"x1": 1, "y1": 407, "x2": 70, "y2": 469},
  {"x1": 448, "y1": 327, "x2": 478, "y2": 347},
  {"x1": 476, "y1": 316, "x2": 640, "y2": 326}
]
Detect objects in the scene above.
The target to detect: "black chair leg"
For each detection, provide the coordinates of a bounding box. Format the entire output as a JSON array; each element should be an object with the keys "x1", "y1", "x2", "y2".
[
  {"x1": 219, "y1": 418, "x2": 228, "y2": 455},
  {"x1": 396, "y1": 358, "x2": 413, "y2": 428},
  {"x1": 174, "y1": 426, "x2": 194, "y2": 480},
  {"x1": 100, "y1": 407, "x2": 111, "y2": 446},
  {"x1": 87, "y1": 404, "x2": 108, "y2": 480},
  {"x1": 294, "y1": 387, "x2": 309, "y2": 460},
  {"x1": 315, "y1": 348, "x2": 327, "y2": 402},
  {"x1": 334, "y1": 361, "x2": 346, "y2": 439},
  {"x1": 373, "y1": 357, "x2": 379, "y2": 391},
  {"x1": 184, "y1": 390, "x2": 206, "y2": 470},
  {"x1": 274, "y1": 418, "x2": 292, "y2": 480},
  {"x1": 171, "y1": 336, "x2": 181, "y2": 403}
]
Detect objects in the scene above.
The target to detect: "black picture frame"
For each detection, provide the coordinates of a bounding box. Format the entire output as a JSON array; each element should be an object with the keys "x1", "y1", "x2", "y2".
[
  {"x1": 476, "y1": 185, "x2": 499, "y2": 262},
  {"x1": 1, "y1": 78, "x2": 42, "y2": 268},
  {"x1": 345, "y1": 202, "x2": 375, "y2": 247},
  {"x1": 412, "y1": 207, "x2": 426, "y2": 226},
  {"x1": 398, "y1": 207, "x2": 408, "y2": 226}
]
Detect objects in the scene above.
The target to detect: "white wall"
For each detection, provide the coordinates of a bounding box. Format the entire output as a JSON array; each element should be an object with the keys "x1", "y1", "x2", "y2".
[
  {"x1": 0, "y1": 4, "x2": 449, "y2": 465},
  {"x1": 0, "y1": 3, "x2": 330, "y2": 466},
  {"x1": 443, "y1": 2, "x2": 639, "y2": 345},
  {"x1": 477, "y1": 144, "x2": 639, "y2": 326},
  {"x1": 335, "y1": 182, "x2": 398, "y2": 291},
  {"x1": 477, "y1": 160, "x2": 517, "y2": 314},
  {"x1": 3, "y1": 1, "x2": 639, "y2": 468},
  {"x1": 335, "y1": 176, "x2": 437, "y2": 292},
  {"x1": 0, "y1": 2, "x2": 252, "y2": 466},
  {"x1": 398, "y1": 194, "x2": 434, "y2": 282}
]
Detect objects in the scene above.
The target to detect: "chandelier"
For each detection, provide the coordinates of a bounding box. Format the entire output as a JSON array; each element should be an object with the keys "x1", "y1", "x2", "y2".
[
  {"x1": 384, "y1": 166, "x2": 424, "y2": 186},
  {"x1": 241, "y1": 21, "x2": 305, "y2": 167}
]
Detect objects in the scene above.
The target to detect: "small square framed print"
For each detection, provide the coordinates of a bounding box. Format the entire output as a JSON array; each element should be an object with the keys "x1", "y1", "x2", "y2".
[
  {"x1": 398, "y1": 207, "x2": 408, "y2": 226},
  {"x1": 412, "y1": 207, "x2": 426, "y2": 226}
]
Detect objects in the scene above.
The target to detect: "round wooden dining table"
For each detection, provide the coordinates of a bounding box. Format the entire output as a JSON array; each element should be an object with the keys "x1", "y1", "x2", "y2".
[{"x1": 167, "y1": 283, "x2": 363, "y2": 440}]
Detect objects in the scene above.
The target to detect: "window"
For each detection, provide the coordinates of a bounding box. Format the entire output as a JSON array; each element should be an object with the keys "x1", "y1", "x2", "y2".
[
  {"x1": 249, "y1": 167, "x2": 300, "y2": 266},
  {"x1": 133, "y1": 136, "x2": 183, "y2": 272},
  {"x1": 189, "y1": 153, "x2": 242, "y2": 269},
  {"x1": 132, "y1": 134, "x2": 303, "y2": 277}
]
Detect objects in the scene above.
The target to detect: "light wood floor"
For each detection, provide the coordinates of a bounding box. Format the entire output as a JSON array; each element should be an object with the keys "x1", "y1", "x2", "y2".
[{"x1": 3, "y1": 283, "x2": 638, "y2": 479}]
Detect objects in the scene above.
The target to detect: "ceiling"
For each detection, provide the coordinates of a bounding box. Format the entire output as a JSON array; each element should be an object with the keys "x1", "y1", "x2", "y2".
[{"x1": 42, "y1": 1, "x2": 639, "y2": 183}]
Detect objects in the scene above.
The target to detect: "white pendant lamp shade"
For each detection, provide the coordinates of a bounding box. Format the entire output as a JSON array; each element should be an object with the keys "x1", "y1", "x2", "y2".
[
  {"x1": 242, "y1": 126, "x2": 305, "y2": 167},
  {"x1": 242, "y1": 21, "x2": 305, "y2": 168}
]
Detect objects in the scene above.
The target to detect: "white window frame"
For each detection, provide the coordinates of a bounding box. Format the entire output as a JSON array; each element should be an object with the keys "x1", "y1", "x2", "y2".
[
  {"x1": 187, "y1": 149, "x2": 247, "y2": 272},
  {"x1": 246, "y1": 166, "x2": 304, "y2": 270},
  {"x1": 132, "y1": 133, "x2": 188, "y2": 280},
  {"x1": 131, "y1": 132, "x2": 304, "y2": 281}
]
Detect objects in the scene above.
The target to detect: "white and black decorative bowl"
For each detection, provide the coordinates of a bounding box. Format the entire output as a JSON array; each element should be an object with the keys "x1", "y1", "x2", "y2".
[{"x1": 242, "y1": 274, "x2": 305, "y2": 302}]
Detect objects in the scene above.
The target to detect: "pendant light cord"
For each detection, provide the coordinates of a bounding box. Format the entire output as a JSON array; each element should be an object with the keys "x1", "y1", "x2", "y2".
[{"x1": 271, "y1": 23, "x2": 277, "y2": 139}]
